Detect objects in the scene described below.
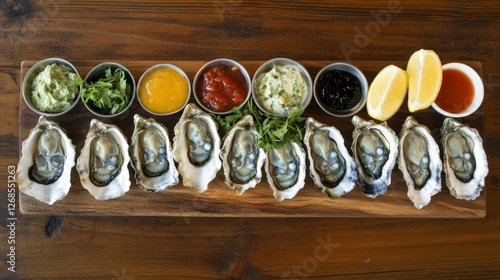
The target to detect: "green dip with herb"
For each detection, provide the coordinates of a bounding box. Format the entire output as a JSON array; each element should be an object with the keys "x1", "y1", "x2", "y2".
[{"x1": 31, "y1": 63, "x2": 79, "y2": 113}]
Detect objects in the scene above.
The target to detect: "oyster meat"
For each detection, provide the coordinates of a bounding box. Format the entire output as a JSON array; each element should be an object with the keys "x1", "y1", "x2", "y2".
[
  {"x1": 77, "y1": 119, "x2": 130, "y2": 200},
  {"x1": 172, "y1": 103, "x2": 221, "y2": 192},
  {"x1": 16, "y1": 116, "x2": 76, "y2": 205},
  {"x1": 351, "y1": 116, "x2": 398, "y2": 198},
  {"x1": 303, "y1": 117, "x2": 357, "y2": 198},
  {"x1": 220, "y1": 115, "x2": 266, "y2": 195},
  {"x1": 398, "y1": 116, "x2": 442, "y2": 209},
  {"x1": 265, "y1": 142, "x2": 306, "y2": 201},
  {"x1": 130, "y1": 114, "x2": 179, "y2": 192},
  {"x1": 440, "y1": 118, "x2": 488, "y2": 200}
]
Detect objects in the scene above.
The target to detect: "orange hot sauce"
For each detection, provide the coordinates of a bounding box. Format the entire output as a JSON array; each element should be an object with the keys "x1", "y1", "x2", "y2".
[{"x1": 434, "y1": 68, "x2": 475, "y2": 113}]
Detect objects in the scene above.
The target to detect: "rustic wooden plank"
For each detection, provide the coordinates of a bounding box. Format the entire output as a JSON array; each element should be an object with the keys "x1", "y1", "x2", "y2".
[
  {"x1": 18, "y1": 60, "x2": 486, "y2": 217},
  {"x1": 2, "y1": 1, "x2": 500, "y2": 279}
]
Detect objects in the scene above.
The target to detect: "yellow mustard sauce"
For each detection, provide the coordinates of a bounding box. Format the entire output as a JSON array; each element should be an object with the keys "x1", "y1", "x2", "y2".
[{"x1": 139, "y1": 67, "x2": 189, "y2": 114}]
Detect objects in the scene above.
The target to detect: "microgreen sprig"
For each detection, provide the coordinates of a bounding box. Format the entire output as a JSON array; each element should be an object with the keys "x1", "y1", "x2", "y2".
[
  {"x1": 211, "y1": 99, "x2": 306, "y2": 152},
  {"x1": 78, "y1": 68, "x2": 131, "y2": 115}
]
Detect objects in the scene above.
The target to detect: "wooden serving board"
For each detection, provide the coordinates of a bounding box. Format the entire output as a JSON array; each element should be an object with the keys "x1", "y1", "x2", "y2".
[{"x1": 18, "y1": 60, "x2": 486, "y2": 217}]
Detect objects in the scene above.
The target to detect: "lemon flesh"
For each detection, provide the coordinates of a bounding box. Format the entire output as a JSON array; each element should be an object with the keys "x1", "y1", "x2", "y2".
[
  {"x1": 367, "y1": 65, "x2": 408, "y2": 121},
  {"x1": 406, "y1": 49, "x2": 442, "y2": 112}
]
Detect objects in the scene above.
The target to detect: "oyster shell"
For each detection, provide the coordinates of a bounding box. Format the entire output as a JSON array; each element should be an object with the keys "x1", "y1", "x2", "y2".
[
  {"x1": 77, "y1": 119, "x2": 130, "y2": 200},
  {"x1": 220, "y1": 115, "x2": 266, "y2": 195},
  {"x1": 130, "y1": 114, "x2": 179, "y2": 192},
  {"x1": 440, "y1": 118, "x2": 488, "y2": 200},
  {"x1": 351, "y1": 116, "x2": 398, "y2": 198},
  {"x1": 172, "y1": 103, "x2": 221, "y2": 192},
  {"x1": 265, "y1": 142, "x2": 306, "y2": 201},
  {"x1": 16, "y1": 116, "x2": 76, "y2": 205},
  {"x1": 303, "y1": 117, "x2": 357, "y2": 198},
  {"x1": 398, "y1": 116, "x2": 442, "y2": 209}
]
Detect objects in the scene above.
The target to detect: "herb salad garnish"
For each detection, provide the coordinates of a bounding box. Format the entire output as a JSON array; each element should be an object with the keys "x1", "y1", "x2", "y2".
[
  {"x1": 211, "y1": 99, "x2": 306, "y2": 152},
  {"x1": 78, "y1": 68, "x2": 131, "y2": 115}
]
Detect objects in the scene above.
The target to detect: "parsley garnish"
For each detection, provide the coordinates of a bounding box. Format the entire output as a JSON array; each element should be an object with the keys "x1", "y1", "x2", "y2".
[
  {"x1": 211, "y1": 99, "x2": 306, "y2": 152},
  {"x1": 78, "y1": 68, "x2": 131, "y2": 115}
]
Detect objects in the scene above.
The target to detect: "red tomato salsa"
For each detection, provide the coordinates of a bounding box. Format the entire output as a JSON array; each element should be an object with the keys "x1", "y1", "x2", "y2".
[{"x1": 196, "y1": 64, "x2": 248, "y2": 112}]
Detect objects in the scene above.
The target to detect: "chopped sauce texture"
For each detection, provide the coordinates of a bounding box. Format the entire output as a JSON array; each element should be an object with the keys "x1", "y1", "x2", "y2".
[{"x1": 196, "y1": 65, "x2": 248, "y2": 112}]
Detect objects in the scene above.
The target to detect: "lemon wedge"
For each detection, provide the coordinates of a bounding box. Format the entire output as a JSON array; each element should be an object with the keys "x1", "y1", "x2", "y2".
[
  {"x1": 367, "y1": 65, "x2": 408, "y2": 121},
  {"x1": 406, "y1": 49, "x2": 443, "y2": 112}
]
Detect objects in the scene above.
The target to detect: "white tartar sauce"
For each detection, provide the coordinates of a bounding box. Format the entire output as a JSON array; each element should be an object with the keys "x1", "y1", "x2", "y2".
[{"x1": 256, "y1": 64, "x2": 307, "y2": 116}]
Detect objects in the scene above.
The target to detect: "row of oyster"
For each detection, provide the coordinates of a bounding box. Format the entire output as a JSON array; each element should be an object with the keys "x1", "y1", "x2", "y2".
[
  {"x1": 350, "y1": 115, "x2": 488, "y2": 208},
  {"x1": 17, "y1": 103, "x2": 488, "y2": 209}
]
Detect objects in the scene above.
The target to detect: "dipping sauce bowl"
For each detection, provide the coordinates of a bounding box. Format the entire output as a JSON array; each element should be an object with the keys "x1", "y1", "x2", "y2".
[
  {"x1": 193, "y1": 58, "x2": 251, "y2": 114},
  {"x1": 252, "y1": 58, "x2": 312, "y2": 118},
  {"x1": 22, "y1": 58, "x2": 80, "y2": 117},
  {"x1": 313, "y1": 62, "x2": 368, "y2": 117},
  {"x1": 431, "y1": 62, "x2": 484, "y2": 118},
  {"x1": 137, "y1": 64, "x2": 191, "y2": 116}
]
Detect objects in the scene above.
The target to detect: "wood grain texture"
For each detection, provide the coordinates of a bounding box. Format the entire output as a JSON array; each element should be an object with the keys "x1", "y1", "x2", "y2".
[
  {"x1": 18, "y1": 60, "x2": 486, "y2": 218},
  {"x1": 1, "y1": 0, "x2": 500, "y2": 279}
]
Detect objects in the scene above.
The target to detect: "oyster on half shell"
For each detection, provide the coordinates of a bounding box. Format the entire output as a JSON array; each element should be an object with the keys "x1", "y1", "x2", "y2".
[
  {"x1": 440, "y1": 118, "x2": 488, "y2": 200},
  {"x1": 351, "y1": 116, "x2": 398, "y2": 198},
  {"x1": 265, "y1": 142, "x2": 306, "y2": 201},
  {"x1": 77, "y1": 119, "x2": 130, "y2": 200},
  {"x1": 220, "y1": 115, "x2": 266, "y2": 195},
  {"x1": 303, "y1": 117, "x2": 357, "y2": 198},
  {"x1": 16, "y1": 116, "x2": 76, "y2": 205},
  {"x1": 130, "y1": 114, "x2": 179, "y2": 192},
  {"x1": 172, "y1": 103, "x2": 221, "y2": 192},
  {"x1": 398, "y1": 116, "x2": 442, "y2": 209}
]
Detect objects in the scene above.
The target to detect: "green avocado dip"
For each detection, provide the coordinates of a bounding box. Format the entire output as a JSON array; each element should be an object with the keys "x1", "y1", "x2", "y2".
[{"x1": 31, "y1": 63, "x2": 79, "y2": 113}]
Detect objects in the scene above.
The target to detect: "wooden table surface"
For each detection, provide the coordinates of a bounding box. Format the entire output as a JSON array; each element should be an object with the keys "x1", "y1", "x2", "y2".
[{"x1": 1, "y1": 1, "x2": 499, "y2": 279}]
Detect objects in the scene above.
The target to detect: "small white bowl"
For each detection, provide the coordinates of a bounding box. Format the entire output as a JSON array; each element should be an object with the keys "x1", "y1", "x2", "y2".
[{"x1": 431, "y1": 62, "x2": 484, "y2": 118}]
